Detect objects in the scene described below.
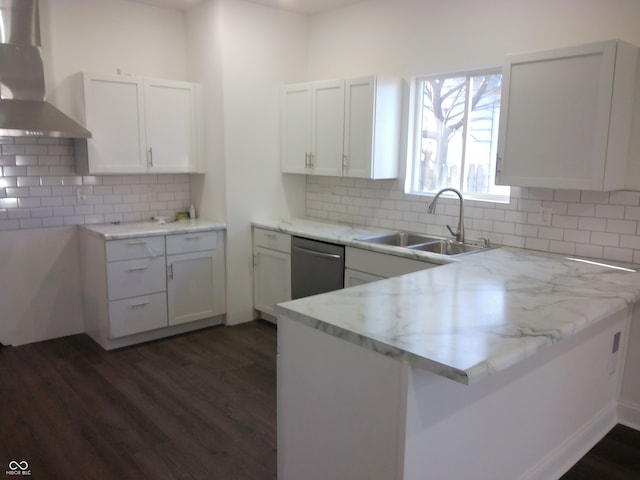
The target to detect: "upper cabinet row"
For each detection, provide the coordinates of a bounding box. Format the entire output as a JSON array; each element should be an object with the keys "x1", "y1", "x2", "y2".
[
  {"x1": 496, "y1": 40, "x2": 639, "y2": 191},
  {"x1": 74, "y1": 73, "x2": 202, "y2": 175},
  {"x1": 281, "y1": 76, "x2": 402, "y2": 179}
]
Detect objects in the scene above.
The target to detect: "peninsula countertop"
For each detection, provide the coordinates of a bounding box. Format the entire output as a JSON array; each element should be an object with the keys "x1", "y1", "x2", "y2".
[
  {"x1": 267, "y1": 218, "x2": 640, "y2": 385},
  {"x1": 80, "y1": 219, "x2": 227, "y2": 240}
]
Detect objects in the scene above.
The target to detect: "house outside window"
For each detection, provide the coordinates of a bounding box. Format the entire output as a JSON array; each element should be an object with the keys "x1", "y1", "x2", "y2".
[{"x1": 406, "y1": 69, "x2": 510, "y2": 202}]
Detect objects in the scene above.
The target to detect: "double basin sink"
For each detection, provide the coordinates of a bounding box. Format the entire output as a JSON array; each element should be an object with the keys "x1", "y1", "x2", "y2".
[{"x1": 356, "y1": 231, "x2": 490, "y2": 256}]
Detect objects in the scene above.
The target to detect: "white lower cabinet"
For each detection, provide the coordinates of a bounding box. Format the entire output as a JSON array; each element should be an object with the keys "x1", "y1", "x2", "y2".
[
  {"x1": 167, "y1": 232, "x2": 225, "y2": 326},
  {"x1": 253, "y1": 228, "x2": 291, "y2": 322},
  {"x1": 345, "y1": 246, "x2": 435, "y2": 285},
  {"x1": 79, "y1": 228, "x2": 225, "y2": 350},
  {"x1": 344, "y1": 268, "x2": 385, "y2": 287}
]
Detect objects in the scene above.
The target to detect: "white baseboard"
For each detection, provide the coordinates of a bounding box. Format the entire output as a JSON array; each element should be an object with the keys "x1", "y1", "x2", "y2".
[
  {"x1": 618, "y1": 400, "x2": 640, "y2": 431},
  {"x1": 520, "y1": 400, "x2": 618, "y2": 480}
]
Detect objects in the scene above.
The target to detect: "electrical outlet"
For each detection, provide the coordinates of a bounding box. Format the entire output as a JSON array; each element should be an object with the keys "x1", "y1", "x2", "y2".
[
  {"x1": 76, "y1": 187, "x2": 88, "y2": 203},
  {"x1": 608, "y1": 331, "x2": 621, "y2": 375},
  {"x1": 539, "y1": 207, "x2": 553, "y2": 226}
]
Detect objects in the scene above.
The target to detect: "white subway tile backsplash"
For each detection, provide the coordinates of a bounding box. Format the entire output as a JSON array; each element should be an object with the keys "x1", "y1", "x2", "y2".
[
  {"x1": 0, "y1": 139, "x2": 191, "y2": 230},
  {"x1": 306, "y1": 176, "x2": 640, "y2": 264}
]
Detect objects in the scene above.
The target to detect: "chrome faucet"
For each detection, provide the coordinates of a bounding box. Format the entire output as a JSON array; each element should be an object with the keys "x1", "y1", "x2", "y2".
[{"x1": 427, "y1": 188, "x2": 465, "y2": 244}]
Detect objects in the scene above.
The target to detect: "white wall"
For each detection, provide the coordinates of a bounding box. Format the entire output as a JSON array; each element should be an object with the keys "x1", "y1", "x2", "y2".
[
  {"x1": 187, "y1": 0, "x2": 308, "y2": 324},
  {"x1": 41, "y1": 0, "x2": 188, "y2": 86},
  {"x1": 307, "y1": 0, "x2": 640, "y2": 78},
  {"x1": 0, "y1": 227, "x2": 82, "y2": 346}
]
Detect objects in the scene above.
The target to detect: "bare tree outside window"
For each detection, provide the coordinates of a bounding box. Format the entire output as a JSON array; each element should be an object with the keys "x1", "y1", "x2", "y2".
[{"x1": 408, "y1": 70, "x2": 510, "y2": 202}]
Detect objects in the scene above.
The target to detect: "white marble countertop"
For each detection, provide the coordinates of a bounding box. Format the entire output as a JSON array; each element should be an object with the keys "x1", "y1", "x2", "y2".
[
  {"x1": 80, "y1": 219, "x2": 226, "y2": 240},
  {"x1": 264, "y1": 218, "x2": 640, "y2": 385}
]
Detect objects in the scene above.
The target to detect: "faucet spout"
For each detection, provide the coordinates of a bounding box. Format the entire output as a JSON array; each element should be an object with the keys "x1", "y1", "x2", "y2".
[{"x1": 427, "y1": 188, "x2": 465, "y2": 243}]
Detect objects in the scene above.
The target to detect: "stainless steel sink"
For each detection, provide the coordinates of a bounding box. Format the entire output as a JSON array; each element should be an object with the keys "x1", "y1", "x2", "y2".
[
  {"x1": 408, "y1": 240, "x2": 486, "y2": 256},
  {"x1": 356, "y1": 232, "x2": 442, "y2": 247},
  {"x1": 356, "y1": 231, "x2": 491, "y2": 256}
]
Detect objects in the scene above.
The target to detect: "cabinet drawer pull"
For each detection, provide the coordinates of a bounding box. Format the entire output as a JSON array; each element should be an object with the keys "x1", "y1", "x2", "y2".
[
  {"x1": 185, "y1": 235, "x2": 202, "y2": 240},
  {"x1": 130, "y1": 301, "x2": 151, "y2": 308},
  {"x1": 127, "y1": 240, "x2": 147, "y2": 246},
  {"x1": 127, "y1": 266, "x2": 148, "y2": 272},
  {"x1": 263, "y1": 233, "x2": 277, "y2": 239}
]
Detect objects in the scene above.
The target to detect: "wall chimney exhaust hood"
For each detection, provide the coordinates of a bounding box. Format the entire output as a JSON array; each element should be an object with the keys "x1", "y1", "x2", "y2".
[{"x1": 0, "y1": 0, "x2": 91, "y2": 138}]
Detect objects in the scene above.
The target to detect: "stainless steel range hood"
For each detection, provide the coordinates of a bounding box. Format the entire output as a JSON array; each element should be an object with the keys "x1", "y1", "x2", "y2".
[{"x1": 0, "y1": 0, "x2": 91, "y2": 138}]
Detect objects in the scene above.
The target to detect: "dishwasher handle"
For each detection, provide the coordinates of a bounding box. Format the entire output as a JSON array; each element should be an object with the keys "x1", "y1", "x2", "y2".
[{"x1": 293, "y1": 245, "x2": 343, "y2": 260}]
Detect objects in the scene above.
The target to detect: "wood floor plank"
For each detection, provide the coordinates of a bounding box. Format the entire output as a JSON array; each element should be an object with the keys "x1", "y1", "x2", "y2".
[
  {"x1": 0, "y1": 322, "x2": 277, "y2": 480},
  {"x1": 2, "y1": 320, "x2": 638, "y2": 479}
]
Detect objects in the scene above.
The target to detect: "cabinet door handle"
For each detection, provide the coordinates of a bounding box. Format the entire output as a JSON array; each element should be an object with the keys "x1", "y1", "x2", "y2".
[
  {"x1": 127, "y1": 240, "x2": 147, "y2": 246},
  {"x1": 168, "y1": 264, "x2": 174, "y2": 280},
  {"x1": 342, "y1": 154, "x2": 348, "y2": 170},
  {"x1": 130, "y1": 301, "x2": 151, "y2": 308},
  {"x1": 304, "y1": 152, "x2": 309, "y2": 168},
  {"x1": 127, "y1": 266, "x2": 148, "y2": 272},
  {"x1": 495, "y1": 154, "x2": 501, "y2": 174},
  {"x1": 148, "y1": 147, "x2": 154, "y2": 167},
  {"x1": 308, "y1": 153, "x2": 314, "y2": 168},
  {"x1": 264, "y1": 233, "x2": 277, "y2": 239},
  {"x1": 185, "y1": 235, "x2": 202, "y2": 240}
]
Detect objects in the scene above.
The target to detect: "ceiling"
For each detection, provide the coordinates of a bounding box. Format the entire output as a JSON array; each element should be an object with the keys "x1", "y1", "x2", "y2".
[{"x1": 131, "y1": 0, "x2": 363, "y2": 14}]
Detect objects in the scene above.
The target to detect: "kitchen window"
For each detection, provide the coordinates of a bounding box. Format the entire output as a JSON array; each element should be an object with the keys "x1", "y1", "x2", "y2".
[{"x1": 406, "y1": 69, "x2": 510, "y2": 202}]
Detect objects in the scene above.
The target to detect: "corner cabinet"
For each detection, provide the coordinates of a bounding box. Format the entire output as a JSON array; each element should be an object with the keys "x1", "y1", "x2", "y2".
[
  {"x1": 281, "y1": 76, "x2": 402, "y2": 179},
  {"x1": 496, "y1": 40, "x2": 639, "y2": 191},
  {"x1": 75, "y1": 73, "x2": 201, "y2": 175},
  {"x1": 79, "y1": 228, "x2": 225, "y2": 350},
  {"x1": 252, "y1": 228, "x2": 291, "y2": 323}
]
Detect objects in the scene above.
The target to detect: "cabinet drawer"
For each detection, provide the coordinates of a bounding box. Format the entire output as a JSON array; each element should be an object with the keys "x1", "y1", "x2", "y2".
[
  {"x1": 345, "y1": 247, "x2": 434, "y2": 278},
  {"x1": 107, "y1": 256, "x2": 167, "y2": 300},
  {"x1": 108, "y1": 292, "x2": 168, "y2": 339},
  {"x1": 254, "y1": 228, "x2": 290, "y2": 253},
  {"x1": 166, "y1": 231, "x2": 218, "y2": 254},
  {"x1": 106, "y1": 236, "x2": 165, "y2": 261}
]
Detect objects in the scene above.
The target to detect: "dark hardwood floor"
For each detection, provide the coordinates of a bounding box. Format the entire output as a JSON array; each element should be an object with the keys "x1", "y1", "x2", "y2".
[
  {"x1": 0, "y1": 321, "x2": 277, "y2": 480},
  {"x1": 560, "y1": 424, "x2": 640, "y2": 480},
  {"x1": 1, "y1": 320, "x2": 639, "y2": 479}
]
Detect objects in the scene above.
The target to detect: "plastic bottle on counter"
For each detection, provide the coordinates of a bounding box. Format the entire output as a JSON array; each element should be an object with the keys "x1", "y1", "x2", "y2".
[{"x1": 189, "y1": 203, "x2": 196, "y2": 220}]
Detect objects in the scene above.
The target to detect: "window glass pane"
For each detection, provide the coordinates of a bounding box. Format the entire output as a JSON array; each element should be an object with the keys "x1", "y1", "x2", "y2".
[
  {"x1": 464, "y1": 74, "x2": 507, "y2": 197},
  {"x1": 409, "y1": 70, "x2": 510, "y2": 203},
  {"x1": 417, "y1": 77, "x2": 466, "y2": 192}
]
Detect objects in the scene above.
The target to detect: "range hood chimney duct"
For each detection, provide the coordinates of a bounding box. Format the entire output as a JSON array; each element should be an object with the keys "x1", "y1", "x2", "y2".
[{"x1": 0, "y1": 0, "x2": 91, "y2": 138}]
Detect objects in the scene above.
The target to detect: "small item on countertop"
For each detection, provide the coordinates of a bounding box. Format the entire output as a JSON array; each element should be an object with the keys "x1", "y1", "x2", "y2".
[
  {"x1": 176, "y1": 211, "x2": 189, "y2": 221},
  {"x1": 152, "y1": 216, "x2": 171, "y2": 224},
  {"x1": 190, "y1": 203, "x2": 196, "y2": 220}
]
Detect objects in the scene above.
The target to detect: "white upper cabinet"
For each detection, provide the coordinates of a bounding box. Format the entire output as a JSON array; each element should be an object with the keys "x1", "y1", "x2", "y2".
[
  {"x1": 311, "y1": 79, "x2": 345, "y2": 176},
  {"x1": 496, "y1": 40, "x2": 639, "y2": 191},
  {"x1": 344, "y1": 76, "x2": 401, "y2": 179},
  {"x1": 76, "y1": 73, "x2": 200, "y2": 175},
  {"x1": 281, "y1": 82, "x2": 312, "y2": 174},
  {"x1": 281, "y1": 75, "x2": 401, "y2": 179},
  {"x1": 80, "y1": 74, "x2": 147, "y2": 174},
  {"x1": 144, "y1": 79, "x2": 197, "y2": 174}
]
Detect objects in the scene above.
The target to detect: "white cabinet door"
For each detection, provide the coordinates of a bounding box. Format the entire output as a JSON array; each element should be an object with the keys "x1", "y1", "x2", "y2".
[
  {"x1": 344, "y1": 268, "x2": 385, "y2": 287},
  {"x1": 496, "y1": 40, "x2": 638, "y2": 190},
  {"x1": 167, "y1": 250, "x2": 218, "y2": 326},
  {"x1": 144, "y1": 79, "x2": 196, "y2": 173},
  {"x1": 282, "y1": 83, "x2": 312, "y2": 174},
  {"x1": 253, "y1": 246, "x2": 291, "y2": 317},
  {"x1": 344, "y1": 76, "x2": 401, "y2": 179},
  {"x1": 311, "y1": 79, "x2": 344, "y2": 176},
  {"x1": 82, "y1": 74, "x2": 147, "y2": 174}
]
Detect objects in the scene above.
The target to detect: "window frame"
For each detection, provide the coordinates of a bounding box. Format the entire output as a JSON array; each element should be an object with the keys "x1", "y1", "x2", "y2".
[{"x1": 405, "y1": 67, "x2": 510, "y2": 204}]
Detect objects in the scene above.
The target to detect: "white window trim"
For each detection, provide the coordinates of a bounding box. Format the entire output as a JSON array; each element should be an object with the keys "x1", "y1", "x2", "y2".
[{"x1": 404, "y1": 67, "x2": 510, "y2": 204}]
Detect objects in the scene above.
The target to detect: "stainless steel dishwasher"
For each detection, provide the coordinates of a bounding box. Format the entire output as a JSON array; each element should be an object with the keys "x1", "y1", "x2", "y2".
[{"x1": 291, "y1": 236, "x2": 345, "y2": 299}]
